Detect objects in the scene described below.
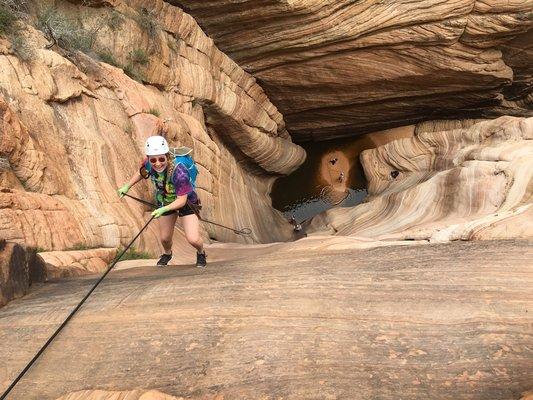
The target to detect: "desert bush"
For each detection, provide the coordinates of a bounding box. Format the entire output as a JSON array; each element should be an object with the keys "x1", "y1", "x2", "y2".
[
  {"x1": 11, "y1": 34, "x2": 35, "y2": 62},
  {"x1": 97, "y1": 49, "x2": 120, "y2": 67},
  {"x1": 106, "y1": 10, "x2": 124, "y2": 31},
  {"x1": 168, "y1": 38, "x2": 179, "y2": 52},
  {"x1": 128, "y1": 48, "x2": 148, "y2": 65},
  {"x1": 132, "y1": 7, "x2": 158, "y2": 38},
  {"x1": 123, "y1": 62, "x2": 145, "y2": 82},
  {"x1": 146, "y1": 108, "x2": 160, "y2": 117},
  {"x1": 0, "y1": 0, "x2": 29, "y2": 16},
  {"x1": 0, "y1": 0, "x2": 34, "y2": 62},
  {"x1": 118, "y1": 246, "x2": 152, "y2": 260},
  {"x1": 37, "y1": 6, "x2": 100, "y2": 53},
  {"x1": 0, "y1": 4, "x2": 16, "y2": 34},
  {"x1": 122, "y1": 48, "x2": 149, "y2": 82},
  {"x1": 123, "y1": 121, "x2": 133, "y2": 135},
  {"x1": 66, "y1": 243, "x2": 100, "y2": 251}
]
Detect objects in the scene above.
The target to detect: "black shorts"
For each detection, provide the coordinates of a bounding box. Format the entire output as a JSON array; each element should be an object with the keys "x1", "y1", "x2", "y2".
[{"x1": 159, "y1": 201, "x2": 200, "y2": 217}]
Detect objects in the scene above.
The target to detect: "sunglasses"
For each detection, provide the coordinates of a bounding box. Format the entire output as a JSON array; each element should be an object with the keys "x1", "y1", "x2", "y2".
[{"x1": 149, "y1": 156, "x2": 167, "y2": 164}]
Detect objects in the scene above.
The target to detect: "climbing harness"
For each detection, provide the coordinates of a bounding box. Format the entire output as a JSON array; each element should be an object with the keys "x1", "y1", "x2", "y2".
[
  {"x1": 0, "y1": 215, "x2": 156, "y2": 400},
  {"x1": 123, "y1": 193, "x2": 253, "y2": 237}
]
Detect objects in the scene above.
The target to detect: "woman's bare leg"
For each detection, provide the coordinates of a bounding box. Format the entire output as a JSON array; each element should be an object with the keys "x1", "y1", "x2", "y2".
[
  {"x1": 181, "y1": 213, "x2": 204, "y2": 253},
  {"x1": 159, "y1": 213, "x2": 178, "y2": 254}
]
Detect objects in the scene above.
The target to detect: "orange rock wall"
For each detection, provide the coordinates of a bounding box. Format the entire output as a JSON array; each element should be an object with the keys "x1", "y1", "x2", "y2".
[{"x1": 0, "y1": 0, "x2": 306, "y2": 257}]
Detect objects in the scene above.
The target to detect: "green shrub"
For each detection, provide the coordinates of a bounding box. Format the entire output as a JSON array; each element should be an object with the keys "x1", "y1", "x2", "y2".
[
  {"x1": 0, "y1": 5, "x2": 16, "y2": 35},
  {"x1": 106, "y1": 10, "x2": 124, "y2": 31},
  {"x1": 97, "y1": 49, "x2": 120, "y2": 67},
  {"x1": 133, "y1": 8, "x2": 158, "y2": 38},
  {"x1": 0, "y1": 0, "x2": 29, "y2": 15},
  {"x1": 37, "y1": 6, "x2": 96, "y2": 53},
  {"x1": 0, "y1": 1, "x2": 34, "y2": 62},
  {"x1": 168, "y1": 38, "x2": 178, "y2": 52},
  {"x1": 146, "y1": 108, "x2": 160, "y2": 117},
  {"x1": 123, "y1": 62, "x2": 144, "y2": 82},
  {"x1": 128, "y1": 48, "x2": 148, "y2": 65},
  {"x1": 122, "y1": 48, "x2": 149, "y2": 82},
  {"x1": 118, "y1": 246, "x2": 152, "y2": 261},
  {"x1": 11, "y1": 34, "x2": 35, "y2": 62},
  {"x1": 66, "y1": 243, "x2": 93, "y2": 251}
]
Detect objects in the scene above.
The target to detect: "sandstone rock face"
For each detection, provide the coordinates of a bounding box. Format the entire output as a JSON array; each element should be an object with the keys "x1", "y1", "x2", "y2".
[
  {"x1": 39, "y1": 248, "x2": 118, "y2": 279},
  {"x1": 308, "y1": 116, "x2": 533, "y2": 241},
  {"x1": 521, "y1": 391, "x2": 533, "y2": 400},
  {"x1": 55, "y1": 389, "x2": 225, "y2": 400},
  {"x1": 0, "y1": 0, "x2": 305, "y2": 260},
  {"x1": 56, "y1": 389, "x2": 182, "y2": 400},
  {"x1": 173, "y1": 0, "x2": 533, "y2": 141},
  {"x1": 1, "y1": 240, "x2": 531, "y2": 399},
  {"x1": 0, "y1": 239, "x2": 46, "y2": 307}
]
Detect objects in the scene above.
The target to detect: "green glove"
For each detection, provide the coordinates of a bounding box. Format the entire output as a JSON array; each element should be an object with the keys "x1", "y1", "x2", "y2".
[
  {"x1": 117, "y1": 183, "x2": 130, "y2": 198},
  {"x1": 151, "y1": 206, "x2": 170, "y2": 218}
]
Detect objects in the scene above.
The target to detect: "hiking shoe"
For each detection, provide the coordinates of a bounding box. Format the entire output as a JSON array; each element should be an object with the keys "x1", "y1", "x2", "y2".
[
  {"x1": 157, "y1": 252, "x2": 172, "y2": 267},
  {"x1": 196, "y1": 251, "x2": 207, "y2": 268}
]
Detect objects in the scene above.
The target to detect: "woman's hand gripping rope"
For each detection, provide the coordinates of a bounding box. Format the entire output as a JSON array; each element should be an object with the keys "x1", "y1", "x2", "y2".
[
  {"x1": 151, "y1": 206, "x2": 170, "y2": 218},
  {"x1": 117, "y1": 184, "x2": 131, "y2": 198}
]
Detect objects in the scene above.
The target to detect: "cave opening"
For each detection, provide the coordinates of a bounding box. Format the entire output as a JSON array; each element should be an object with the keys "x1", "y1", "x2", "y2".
[{"x1": 271, "y1": 134, "x2": 376, "y2": 224}]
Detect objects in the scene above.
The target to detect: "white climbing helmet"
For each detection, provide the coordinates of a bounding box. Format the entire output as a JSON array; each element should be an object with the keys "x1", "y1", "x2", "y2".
[{"x1": 145, "y1": 136, "x2": 169, "y2": 156}]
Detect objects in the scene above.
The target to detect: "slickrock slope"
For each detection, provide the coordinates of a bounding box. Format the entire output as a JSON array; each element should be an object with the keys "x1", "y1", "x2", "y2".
[
  {"x1": 0, "y1": 0, "x2": 305, "y2": 259},
  {"x1": 0, "y1": 240, "x2": 531, "y2": 399},
  {"x1": 55, "y1": 389, "x2": 186, "y2": 400},
  {"x1": 173, "y1": 0, "x2": 533, "y2": 141},
  {"x1": 308, "y1": 116, "x2": 533, "y2": 241}
]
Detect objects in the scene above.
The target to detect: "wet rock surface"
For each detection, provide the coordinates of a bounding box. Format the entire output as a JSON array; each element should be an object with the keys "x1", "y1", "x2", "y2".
[{"x1": 1, "y1": 240, "x2": 531, "y2": 399}]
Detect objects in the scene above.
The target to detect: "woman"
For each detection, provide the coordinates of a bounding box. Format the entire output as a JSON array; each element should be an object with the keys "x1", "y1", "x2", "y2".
[{"x1": 117, "y1": 135, "x2": 207, "y2": 267}]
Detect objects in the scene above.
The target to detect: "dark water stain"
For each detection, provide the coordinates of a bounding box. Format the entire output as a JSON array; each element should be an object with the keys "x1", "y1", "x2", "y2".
[{"x1": 271, "y1": 135, "x2": 376, "y2": 222}]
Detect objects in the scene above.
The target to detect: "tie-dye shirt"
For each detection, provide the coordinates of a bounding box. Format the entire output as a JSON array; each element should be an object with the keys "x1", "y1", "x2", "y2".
[{"x1": 141, "y1": 159, "x2": 198, "y2": 207}]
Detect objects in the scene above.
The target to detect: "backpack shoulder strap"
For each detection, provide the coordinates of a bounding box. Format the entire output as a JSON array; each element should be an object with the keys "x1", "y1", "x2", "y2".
[{"x1": 168, "y1": 158, "x2": 187, "y2": 183}]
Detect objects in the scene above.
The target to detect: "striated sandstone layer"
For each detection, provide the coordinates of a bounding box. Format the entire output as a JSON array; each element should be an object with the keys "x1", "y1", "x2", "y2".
[
  {"x1": 0, "y1": 0, "x2": 306, "y2": 261},
  {"x1": 308, "y1": 116, "x2": 533, "y2": 241},
  {"x1": 39, "y1": 248, "x2": 118, "y2": 279},
  {"x1": 55, "y1": 389, "x2": 185, "y2": 400},
  {"x1": 173, "y1": 0, "x2": 533, "y2": 141}
]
